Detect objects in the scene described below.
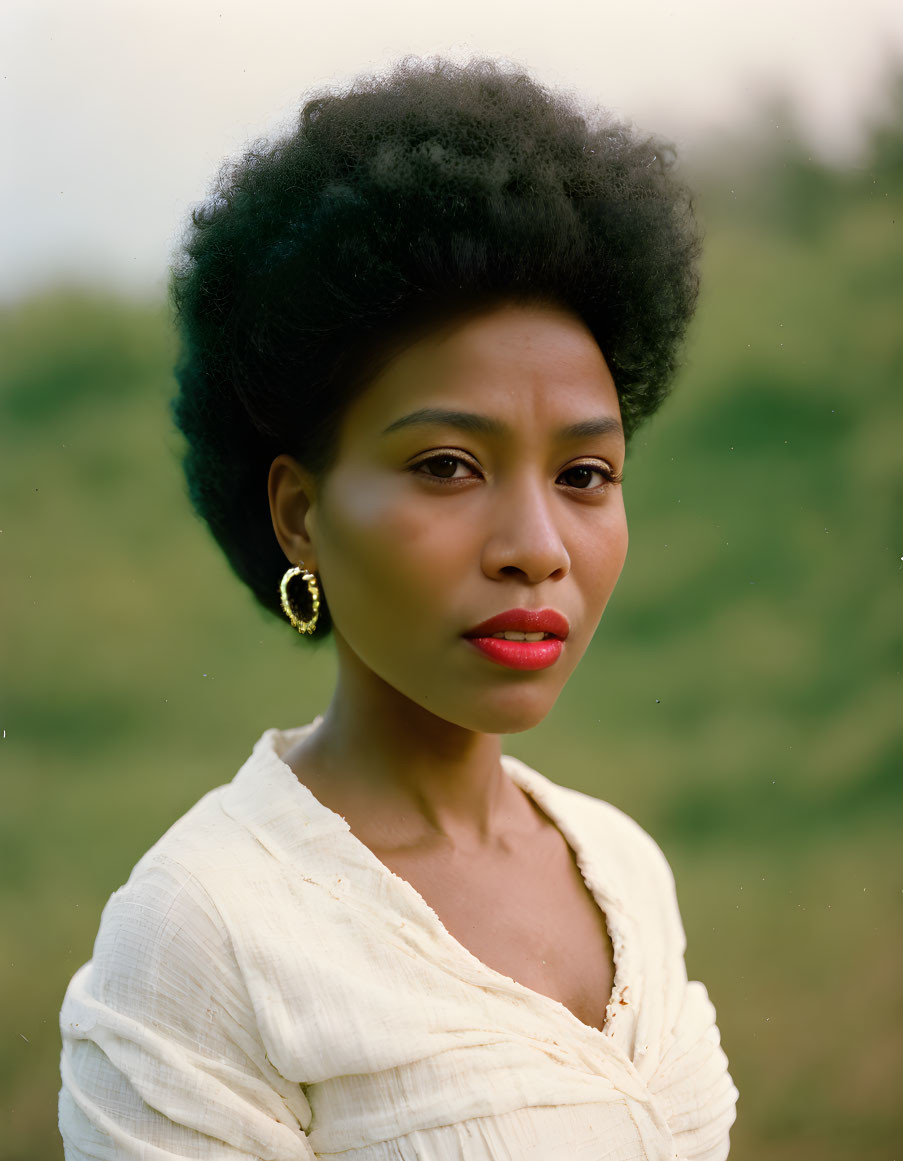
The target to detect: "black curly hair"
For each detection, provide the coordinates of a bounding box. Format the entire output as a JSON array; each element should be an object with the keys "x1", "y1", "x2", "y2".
[{"x1": 170, "y1": 55, "x2": 701, "y2": 637}]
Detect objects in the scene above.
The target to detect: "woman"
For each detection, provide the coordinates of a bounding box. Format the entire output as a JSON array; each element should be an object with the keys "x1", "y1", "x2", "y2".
[{"x1": 59, "y1": 56, "x2": 738, "y2": 1160}]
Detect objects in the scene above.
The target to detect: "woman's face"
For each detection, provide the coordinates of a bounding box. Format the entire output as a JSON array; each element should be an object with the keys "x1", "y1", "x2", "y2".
[{"x1": 275, "y1": 301, "x2": 629, "y2": 735}]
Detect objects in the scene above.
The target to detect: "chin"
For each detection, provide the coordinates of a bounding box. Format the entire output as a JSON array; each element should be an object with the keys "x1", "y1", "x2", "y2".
[{"x1": 446, "y1": 686, "x2": 563, "y2": 736}]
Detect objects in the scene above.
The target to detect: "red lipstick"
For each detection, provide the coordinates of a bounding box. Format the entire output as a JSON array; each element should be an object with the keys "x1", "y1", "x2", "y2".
[{"x1": 462, "y1": 608, "x2": 569, "y2": 671}]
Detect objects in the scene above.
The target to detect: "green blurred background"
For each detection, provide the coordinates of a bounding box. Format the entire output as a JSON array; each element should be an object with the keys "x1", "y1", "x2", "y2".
[{"x1": 2, "y1": 82, "x2": 902, "y2": 1161}]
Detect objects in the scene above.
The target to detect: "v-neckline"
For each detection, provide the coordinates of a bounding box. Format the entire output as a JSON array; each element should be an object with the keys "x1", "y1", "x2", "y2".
[{"x1": 268, "y1": 724, "x2": 633, "y2": 1052}]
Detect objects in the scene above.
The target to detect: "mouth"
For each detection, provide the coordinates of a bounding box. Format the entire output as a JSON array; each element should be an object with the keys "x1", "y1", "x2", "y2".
[
  {"x1": 462, "y1": 608, "x2": 569, "y2": 671},
  {"x1": 464, "y1": 608, "x2": 570, "y2": 640}
]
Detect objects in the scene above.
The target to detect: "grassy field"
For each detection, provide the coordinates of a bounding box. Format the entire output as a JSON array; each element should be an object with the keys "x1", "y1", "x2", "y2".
[{"x1": 1, "y1": 119, "x2": 901, "y2": 1159}]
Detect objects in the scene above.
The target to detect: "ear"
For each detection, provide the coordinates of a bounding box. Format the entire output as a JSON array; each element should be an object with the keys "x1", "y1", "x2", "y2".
[{"x1": 268, "y1": 454, "x2": 320, "y2": 573}]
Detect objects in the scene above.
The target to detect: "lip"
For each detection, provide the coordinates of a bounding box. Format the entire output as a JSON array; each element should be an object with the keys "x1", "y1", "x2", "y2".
[
  {"x1": 465, "y1": 636, "x2": 564, "y2": 670},
  {"x1": 462, "y1": 608, "x2": 570, "y2": 640}
]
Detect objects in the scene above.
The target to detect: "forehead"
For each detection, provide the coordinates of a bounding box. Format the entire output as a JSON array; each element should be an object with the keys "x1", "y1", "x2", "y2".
[{"x1": 341, "y1": 301, "x2": 621, "y2": 438}]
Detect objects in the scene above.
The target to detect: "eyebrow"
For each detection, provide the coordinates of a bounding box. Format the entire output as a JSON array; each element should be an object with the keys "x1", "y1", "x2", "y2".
[{"x1": 381, "y1": 407, "x2": 624, "y2": 442}]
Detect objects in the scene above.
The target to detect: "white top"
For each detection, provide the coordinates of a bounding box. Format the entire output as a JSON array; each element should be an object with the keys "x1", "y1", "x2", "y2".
[{"x1": 59, "y1": 721, "x2": 738, "y2": 1160}]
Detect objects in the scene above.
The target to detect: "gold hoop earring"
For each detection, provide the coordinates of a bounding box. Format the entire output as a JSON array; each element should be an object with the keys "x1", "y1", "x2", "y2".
[{"x1": 279, "y1": 563, "x2": 321, "y2": 635}]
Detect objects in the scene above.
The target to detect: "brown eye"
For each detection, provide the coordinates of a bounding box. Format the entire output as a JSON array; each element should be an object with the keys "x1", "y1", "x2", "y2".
[
  {"x1": 559, "y1": 465, "x2": 601, "y2": 489},
  {"x1": 425, "y1": 456, "x2": 462, "y2": 478},
  {"x1": 411, "y1": 453, "x2": 479, "y2": 482}
]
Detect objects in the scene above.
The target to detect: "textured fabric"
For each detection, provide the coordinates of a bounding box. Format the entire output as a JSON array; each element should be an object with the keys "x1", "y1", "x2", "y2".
[{"x1": 59, "y1": 720, "x2": 738, "y2": 1160}]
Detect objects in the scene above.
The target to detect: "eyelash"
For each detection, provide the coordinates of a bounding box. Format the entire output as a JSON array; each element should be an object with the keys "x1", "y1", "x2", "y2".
[{"x1": 408, "y1": 452, "x2": 624, "y2": 491}]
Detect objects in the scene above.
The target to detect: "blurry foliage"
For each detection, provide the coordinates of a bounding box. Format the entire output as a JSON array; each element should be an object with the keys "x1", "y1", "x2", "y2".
[
  {"x1": 0, "y1": 293, "x2": 175, "y2": 427},
  {"x1": 868, "y1": 66, "x2": 903, "y2": 183},
  {"x1": 2, "y1": 78, "x2": 902, "y2": 1161}
]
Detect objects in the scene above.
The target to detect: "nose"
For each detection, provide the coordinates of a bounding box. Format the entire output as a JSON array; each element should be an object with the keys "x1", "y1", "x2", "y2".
[{"x1": 481, "y1": 475, "x2": 570, "y2": 584}]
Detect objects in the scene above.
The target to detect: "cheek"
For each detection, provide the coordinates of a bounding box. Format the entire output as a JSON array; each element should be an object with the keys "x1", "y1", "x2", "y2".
[
  {"x1": 611, "y1": 512, "x2": 629, "y2": 578},
  {"x1": 314, "y1": 472, "x2": 467, "y2": 622},
  {"x1": 577, "y1": 503, "x2": 629, "y2": 610}
]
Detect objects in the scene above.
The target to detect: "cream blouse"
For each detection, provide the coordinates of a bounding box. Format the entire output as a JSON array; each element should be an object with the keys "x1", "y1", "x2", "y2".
[{"x1": 59, "y1": 721, "x2": 738, "y2": 1160}]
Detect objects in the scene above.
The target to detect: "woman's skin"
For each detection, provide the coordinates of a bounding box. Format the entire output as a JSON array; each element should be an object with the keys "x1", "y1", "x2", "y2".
[{"x1": 269, "y1": 301, "x2": 629, "y2": 1032}]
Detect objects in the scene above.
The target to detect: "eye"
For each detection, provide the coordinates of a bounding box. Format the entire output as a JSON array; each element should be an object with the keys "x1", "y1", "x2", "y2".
[
  {"x1": 556, "y1": 462, "x2": 622, "y2": 490},
  {"x1": 410, "y1": 453, "x2": 481, "y2": 481},
  {"x1": 408, "y1": 453, "x2": 620, "y2": 489}
]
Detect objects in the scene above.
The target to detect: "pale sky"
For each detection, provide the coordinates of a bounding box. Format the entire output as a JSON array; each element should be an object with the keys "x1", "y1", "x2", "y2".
[{"x1": 3, "y1": 0, "x2": 903, "y2": 301}]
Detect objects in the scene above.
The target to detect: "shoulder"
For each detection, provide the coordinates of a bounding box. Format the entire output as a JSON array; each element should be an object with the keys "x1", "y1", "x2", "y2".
[
  {"x1": 77, "y1": 739, "x2": 284, "y2": 985},
  {"x1": 79, "y1": 722, "x2": 351, "y2": 1000},
  {"x1": 98, "y1": 724, "x2": 321, "y2": 927},
  {"x1": 99, "y1": 785, "x2": 252, "y2": 931},
  {"x1": 80, "y1": 787, "x2": 246, "y2": 1005}
]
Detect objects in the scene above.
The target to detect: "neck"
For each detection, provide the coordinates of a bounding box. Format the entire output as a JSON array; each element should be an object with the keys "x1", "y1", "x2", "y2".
[{"x1": 301, "y1": 634, "x2": 510, "y2": 844}]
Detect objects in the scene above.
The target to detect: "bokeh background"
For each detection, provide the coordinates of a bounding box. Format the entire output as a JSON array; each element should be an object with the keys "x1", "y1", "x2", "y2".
[{"x1": 2, "y1": 2, "x2": 901, "y2": 1158}]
